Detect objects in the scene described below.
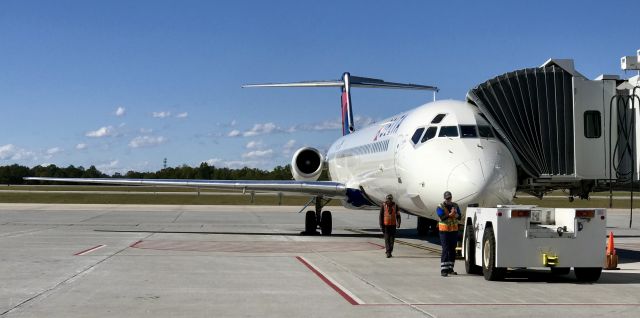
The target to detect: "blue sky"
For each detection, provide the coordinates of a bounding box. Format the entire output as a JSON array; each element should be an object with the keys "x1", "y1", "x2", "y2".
[{"x1": 0, "y1": 0, "x2": 638, "y2": 174}]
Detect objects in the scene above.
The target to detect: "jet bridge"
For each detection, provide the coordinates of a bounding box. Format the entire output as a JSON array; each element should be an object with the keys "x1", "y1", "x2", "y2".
[{"x1": 467, "y1": 56, "x2": 640, "y2": 199}]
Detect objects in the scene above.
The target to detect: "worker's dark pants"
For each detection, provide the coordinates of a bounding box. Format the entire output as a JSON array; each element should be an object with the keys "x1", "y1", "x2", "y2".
[
  {"x1": 383, "y1": 225, "x2": 396, "y2": 256},
  {"x1": 440, "y1": 231, "x2": 458, "y2": 273}
]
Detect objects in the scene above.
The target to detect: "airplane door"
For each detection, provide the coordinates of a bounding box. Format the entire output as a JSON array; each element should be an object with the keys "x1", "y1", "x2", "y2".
[{"x1": 394, "y1": 134, "x2": 408, "y2": 198}]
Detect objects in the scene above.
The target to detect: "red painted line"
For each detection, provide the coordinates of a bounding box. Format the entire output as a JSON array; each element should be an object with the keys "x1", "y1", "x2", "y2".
[
  {"x1": 129, "y1": 240, "x2": 142, "y2": 248},
  {"x1": 296, "y1": 256, "x2": 360, "y2": 305},
  {"x1": 367, "y1": 242, "x2": 385, "y2": 248},
  {"x1": 359, "y1": 303, "x2": 640, "y2": 307},
  {"x1": 74, "y1": 244, "x2": 105, "y2": 256}
]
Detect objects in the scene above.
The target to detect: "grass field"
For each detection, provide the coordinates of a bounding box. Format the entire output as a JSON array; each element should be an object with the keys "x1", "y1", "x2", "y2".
[{"x1": 1, "y1": 185, "x2": 639, "y2": 208}]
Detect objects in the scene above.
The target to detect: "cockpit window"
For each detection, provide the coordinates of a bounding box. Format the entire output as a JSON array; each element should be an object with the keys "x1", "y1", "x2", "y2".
[
  {"x1": 431, "y1": 114, "x2": 446, "y2": 124},
  {"x1": 460, "y1": 125, "x2": 477, "y2": 138},
  {"x1": 411, "y1": 128, "x2": 425, "y2": 144},
  {"x1": 438, "y1": 126, "x2": 458, "y2": 137},
  {"x1": 478, "y1": 125, "x2": 495, "y2": 138},
  {"x1": 421, "y1": 126, "x2": 438, "y2": 142}
]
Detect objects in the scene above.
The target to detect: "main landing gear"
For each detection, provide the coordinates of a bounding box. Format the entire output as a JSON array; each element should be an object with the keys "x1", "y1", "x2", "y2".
[
  {"x1": 302, "y1": 196, "x2": 332, "y2": 236},
  {"x1": 417, "y1": 216, "x2": 438, "y2": 236}
]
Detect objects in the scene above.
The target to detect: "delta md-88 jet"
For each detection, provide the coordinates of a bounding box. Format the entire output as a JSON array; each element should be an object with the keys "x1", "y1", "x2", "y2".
[{"x1": 27, "y1": 73, "x2": 518, "y2": 235}]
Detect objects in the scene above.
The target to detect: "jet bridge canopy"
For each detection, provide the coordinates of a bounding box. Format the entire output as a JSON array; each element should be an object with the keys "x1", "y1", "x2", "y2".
[
  {"x1": 466, "y1": 59, "x2": 619, "y2": 189},
  {"x1": 467, "y1": 65, "x2": 576, "y2": 178}
]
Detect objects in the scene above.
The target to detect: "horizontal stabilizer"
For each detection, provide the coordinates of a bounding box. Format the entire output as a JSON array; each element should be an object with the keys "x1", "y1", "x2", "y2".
[
  {"x1": 243, "y1": 75, "x2": 438, "y2": 92},
  {"x1": 243, "y1": 72, "x2": 438, "y2": 136}
]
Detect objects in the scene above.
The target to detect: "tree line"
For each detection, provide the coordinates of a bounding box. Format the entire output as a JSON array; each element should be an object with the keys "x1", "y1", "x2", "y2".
[{"x1": 0, "y1": 163, "x2": 330, "y2": 185}]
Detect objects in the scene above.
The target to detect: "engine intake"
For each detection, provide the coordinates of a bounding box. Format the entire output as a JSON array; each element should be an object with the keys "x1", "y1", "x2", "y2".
[{"x1": 291, "y1": 147, "x2": 324, "y2": 181}]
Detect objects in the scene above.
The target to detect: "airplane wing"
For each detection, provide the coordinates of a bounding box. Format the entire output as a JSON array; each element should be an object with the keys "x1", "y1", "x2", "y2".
[{"x1": 23, "y1": 177, "x2": 348, "y2": 198}]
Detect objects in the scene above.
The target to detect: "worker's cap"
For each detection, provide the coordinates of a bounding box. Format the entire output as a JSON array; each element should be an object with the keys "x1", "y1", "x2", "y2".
[
  {"x1": 386, "y1": 194, "x2": 393, "y2": 200},
  {"x1": 443, "y1": 191, "x2": 452, "y2": 200}
]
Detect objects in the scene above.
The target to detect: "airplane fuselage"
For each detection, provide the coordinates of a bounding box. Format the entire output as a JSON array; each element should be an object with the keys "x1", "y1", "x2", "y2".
[{"x1": 326, "y1": 100, "x2": 518, "y2": 220}]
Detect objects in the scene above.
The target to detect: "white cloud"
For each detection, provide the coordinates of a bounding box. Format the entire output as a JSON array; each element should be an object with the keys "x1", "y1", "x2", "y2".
[
  {"x1": 86, "y1": 126, "x2": 116, "y2": 138},
  {"x1": 128, "y1": 136, "x2": 167, "y2": 148},
  {"x1": 354, "y1": 115, "x2": 376, "y2": 128},
  {"x1": 97, "y1": 160, "x2": 121, "y2": 175},
  {"x1": 46, "y1": 147, "x2": 62, "y2": 155},
  {"x1": 244, "y1": 122, "x2": 278, "y2": 137},
  {"x1": 227, "y1": 129, "x2": 241, "y2": 137},
  {"x1": 204, "y1": 158, "x2": 224, "y2": 166},
  {"x1": 176, "y1": 112, "x2": 188, "y2": 118},
  {"x1": 139, "y1": 128, "x2": 153, "y2": 134},
  {"x1": 246, "y1": 140, "x2": 263, "y2": 149},
  {"x1": 0, "y1": 144, "x2": 36, "y2": 161},
  {"x1": 283, "y1": 139, "x2": 296, "y2": 154},
  {"x1": 152, "y1": 111, "x2": 171, "y2": 118},
  {"x1": 115, "y1": 106, "x2": 126, "y2": 117},
  {"x1": 293, "y1": 119, "x2": 341, "y2": 132},
  {"x1": 242, "y1": 149, "x2": 273, "y2": 159},
  {"x1": 230, "y1": 120, "x2": 237, "y2": 126},
  {"x1": 76, "y1": 143, "x2": 88, "y2": 150},
  {"x1": 0, "y1": 144, "x2": 17, "y2": 160},
  {"x1": 44, "y1": 147, "x2": 62, "y2": 159}
]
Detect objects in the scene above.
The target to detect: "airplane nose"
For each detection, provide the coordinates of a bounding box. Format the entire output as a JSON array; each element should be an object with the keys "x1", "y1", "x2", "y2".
[{"x1": 446, "y1": 159, "x2": 486, "y2": 203}]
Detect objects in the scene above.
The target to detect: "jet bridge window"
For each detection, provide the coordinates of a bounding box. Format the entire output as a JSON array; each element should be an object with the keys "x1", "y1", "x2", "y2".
[
  {"x1": 421, "y1": 126, "x2": 438, "y2": 142},
  {"x1": 411, "y1": 127, "x2": 425, "y2": 144},
  {"x1": 431, "y1": 114, "x2": 446, "y2": 124},
  {"x1": 460, "y1": 125, "x2": 477, "y2": 138},
  {"x1": 584, "y1": 111, "x2": 601, "y2": 138},
  {"x1": 478, "y1": 125, "x2": 495, "y2": 138},
  {"x1": 438, "y1": 126, "x2": 458, "y2": 137}
]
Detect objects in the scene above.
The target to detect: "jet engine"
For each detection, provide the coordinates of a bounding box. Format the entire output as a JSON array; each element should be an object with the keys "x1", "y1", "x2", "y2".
[{"x1": 291, "y1": 147, "x2": 324, "y2": 181}]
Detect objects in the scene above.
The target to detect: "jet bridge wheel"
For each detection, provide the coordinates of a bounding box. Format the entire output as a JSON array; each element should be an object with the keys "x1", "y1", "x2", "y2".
[
  {"x1": 464, "y1": 224, "x2": 481, "y2": 275},
  {"x1": 304, "y1": 210, "x2": 317, "y2": 235},
  {"x1": 482, "y1": 226, "x2": 506, "y2": 281},
  {"x1": 574, "y1": 267, "x2": 602, "y2": 282},
  {"x1": 320, "y1": 211, "x2": 332, "y2": 236}
]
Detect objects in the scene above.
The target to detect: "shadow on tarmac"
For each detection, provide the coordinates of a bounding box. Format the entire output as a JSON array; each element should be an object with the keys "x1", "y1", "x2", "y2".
[
  {"x1": 499, "y1": 268, "x2": 640, "y2": 284},
  {"x1": 94, "y1": 229, "x2": 383, "y2": 238}
]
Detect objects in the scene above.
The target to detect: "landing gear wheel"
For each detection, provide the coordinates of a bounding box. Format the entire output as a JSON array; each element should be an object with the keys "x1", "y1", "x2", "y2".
[
  {"x1": 320, "y1": 210, "x2": 332, "y2": 236},
  {"x1": 574, "y1": 267, "x2": 602, "y2": 282},
  {"x1": 482, "y1": 226, "x2": 506, "y2": 281},
  {"x1": 550, "y1": 267, "x2": 571, "y2": 276},
  {"x1": 464, "y1": 224, "x2": 481, "y2": 275},
  {"x1": 304, "y1": 210, "x2": 317, "y2": 235}
]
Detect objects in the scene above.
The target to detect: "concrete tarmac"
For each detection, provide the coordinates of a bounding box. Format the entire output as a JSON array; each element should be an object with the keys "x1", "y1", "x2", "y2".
[{"x1": 1, "y1": 204, "x2": 640, "y2": 318}]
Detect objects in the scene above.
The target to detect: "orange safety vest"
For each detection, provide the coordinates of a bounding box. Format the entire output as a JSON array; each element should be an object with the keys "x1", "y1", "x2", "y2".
[
  {"x1": 438, "y1": 205, "x2": 459, "y2": 232},
  {"x1": 383, "y1": 202, "x2": 397, "y2": 226}
]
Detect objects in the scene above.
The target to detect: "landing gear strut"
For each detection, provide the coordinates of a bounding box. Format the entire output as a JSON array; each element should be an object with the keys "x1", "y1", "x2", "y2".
[{"x1": 302, "y1": 196, "x2": 332, "y2": 236}]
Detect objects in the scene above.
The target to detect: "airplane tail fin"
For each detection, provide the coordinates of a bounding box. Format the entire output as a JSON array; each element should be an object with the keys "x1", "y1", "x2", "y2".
[{"x1": 243, "y1": 73, "x2": 438, "y2": 136}]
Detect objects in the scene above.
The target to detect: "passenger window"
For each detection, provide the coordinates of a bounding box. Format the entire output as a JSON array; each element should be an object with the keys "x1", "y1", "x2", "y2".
[
  {"x1": 438, "y1": 126, "x2": 458, "y2": 137},
  {"x1": 421, "y1": 126, "x2": 438, "y2": 142},
  {"x1": 431, "y1": 114, "x2": 446, "y2": 124},
  {"x1": 478, "y1": 125, "x2": 494, "y2": 138},
  {"x1": 460, "y1": 125, "x2": 477, "y2": 138},
  {"x1": 411, "y1": 128, "x2": 425, "y2": 144},
  {"x1": 584, "y1": 111, "x2": 601, "y2": 138}
]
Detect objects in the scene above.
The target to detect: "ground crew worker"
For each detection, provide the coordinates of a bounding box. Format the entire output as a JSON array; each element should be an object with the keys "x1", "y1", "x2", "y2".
[
  {"x1": 379, "y1": 194, "x2": 401, "y2": 258},
  {"x1": 436, "y1": 191, "x2": 461, "y2": 276}
]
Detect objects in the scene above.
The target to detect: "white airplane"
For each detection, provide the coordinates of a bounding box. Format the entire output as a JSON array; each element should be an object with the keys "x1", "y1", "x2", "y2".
[{"x1": 26, "y1": 73, "x2": 518, "y2": 235}]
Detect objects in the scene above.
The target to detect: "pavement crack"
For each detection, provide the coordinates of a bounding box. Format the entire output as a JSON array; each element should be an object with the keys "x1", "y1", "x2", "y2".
[
  {"x1": 0, "y1": 233, "x2": 154, "y2": 316},
  {"x1": 312, "y1": 253, "x2": 437, "y2": 317}
]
